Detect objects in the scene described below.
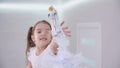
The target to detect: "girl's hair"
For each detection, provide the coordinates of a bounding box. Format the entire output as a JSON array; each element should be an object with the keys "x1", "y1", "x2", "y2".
[{"x1": 26, "y1": 20, "x2": 52, "y2": 55}]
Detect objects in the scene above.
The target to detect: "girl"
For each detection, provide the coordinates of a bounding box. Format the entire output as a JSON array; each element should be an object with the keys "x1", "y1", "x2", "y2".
[{"x1": 26, "y1": 20, "x2": 71, "y2": 68}]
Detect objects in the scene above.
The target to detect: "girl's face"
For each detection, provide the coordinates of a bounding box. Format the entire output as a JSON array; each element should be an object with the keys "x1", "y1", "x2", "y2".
[{"x1": 32, "y1": 23, "x2": 52, "y2": 48}]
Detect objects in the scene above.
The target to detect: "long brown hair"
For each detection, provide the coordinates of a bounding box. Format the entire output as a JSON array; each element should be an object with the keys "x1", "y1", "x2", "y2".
[{"x1": 26, "y1": 20, "x2": 52, "y2": 55}]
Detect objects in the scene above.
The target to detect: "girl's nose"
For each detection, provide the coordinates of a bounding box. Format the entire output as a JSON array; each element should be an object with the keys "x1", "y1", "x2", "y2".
[
  {"x1": 41, "y1": 30, "x2": 50, "y2": 35},
  {"x1": 41, "y1": 31, "x2": 46, "y2": 35}
]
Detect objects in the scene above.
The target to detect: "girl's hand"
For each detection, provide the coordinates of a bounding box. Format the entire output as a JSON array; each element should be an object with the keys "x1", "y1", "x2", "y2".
[
  {"x1": 60, "y1": 21, "x2": 71, "y2": 37},
  {"x1": 50, "y1": 39, "x2": 58, "y2": 55}
]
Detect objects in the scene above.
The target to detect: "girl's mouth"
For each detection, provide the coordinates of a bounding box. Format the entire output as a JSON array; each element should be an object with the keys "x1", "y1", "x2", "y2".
[{"x1": 40, "y1": 38, "x2": 47, "y2": 41}]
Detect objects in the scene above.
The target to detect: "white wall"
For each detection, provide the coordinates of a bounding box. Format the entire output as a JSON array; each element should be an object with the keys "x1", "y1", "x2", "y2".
[{"x1": 63, "y1": 0, "x2": 120, "y2": 68}]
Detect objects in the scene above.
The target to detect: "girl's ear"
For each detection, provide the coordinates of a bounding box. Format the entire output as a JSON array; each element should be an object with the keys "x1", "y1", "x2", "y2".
[{"x1": 31, "y1": 35, "x2": 35, "y2": 43}]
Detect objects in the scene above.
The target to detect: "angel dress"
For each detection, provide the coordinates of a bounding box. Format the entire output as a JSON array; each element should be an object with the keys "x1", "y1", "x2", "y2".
[{"x1": 27, "y1": 44, "x2": 83, "y2": 68}]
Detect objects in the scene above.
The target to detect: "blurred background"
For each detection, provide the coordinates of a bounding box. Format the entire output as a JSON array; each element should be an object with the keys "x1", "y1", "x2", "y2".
[{"x1": 0, "y1": 0, "x2": 120, "y2": 68}]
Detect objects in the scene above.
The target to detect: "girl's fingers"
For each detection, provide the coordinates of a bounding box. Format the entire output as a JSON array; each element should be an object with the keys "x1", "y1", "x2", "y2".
[
  {"x1": 63, "y1": 30, "x2": 71, "y2": 37},
  {"x1": 60, "y1": 21, "x2": 71, "y2": 37},
  {"x1": 63, "y1": 31, "x2": 71, "y2": 33},
  {"x1": 62, "y1": 27, "x2": 69, "y2": 30},
  {"x1": 64, "y1": 32, "x2": 71, "y2": 37},
  {"x1": 60, "y1": 21, "x2": 64, "y2": 26}
]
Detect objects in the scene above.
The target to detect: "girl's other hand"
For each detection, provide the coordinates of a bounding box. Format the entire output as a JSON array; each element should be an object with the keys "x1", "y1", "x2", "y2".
[{"x1": 60, "y1": 21, "x2": 71, "y2": 37}]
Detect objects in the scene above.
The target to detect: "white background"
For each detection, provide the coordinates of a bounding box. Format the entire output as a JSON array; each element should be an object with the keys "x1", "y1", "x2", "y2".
[{"x1": 0, "y1": 0, "x2": 120, "y2": 68}]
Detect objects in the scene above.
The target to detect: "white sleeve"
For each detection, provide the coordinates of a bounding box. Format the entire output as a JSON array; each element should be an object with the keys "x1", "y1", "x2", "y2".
[
  {"x1": 27, "y1": 48, "x2": 34, "y2": 61},
  {"x1": 27, "y1": 51, "x2": 31, "y2": 61},
  {"x1": 25, "y1": 51, "x2": 31, "y2": 65}
]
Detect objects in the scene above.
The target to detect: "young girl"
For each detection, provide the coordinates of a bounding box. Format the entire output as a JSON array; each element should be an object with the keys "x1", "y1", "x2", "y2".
[{"x1": 26, "y1": 20, "x2": 72, "y2": 68}]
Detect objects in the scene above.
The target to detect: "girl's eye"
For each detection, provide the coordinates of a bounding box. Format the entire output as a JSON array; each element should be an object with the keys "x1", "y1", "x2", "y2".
[{"x1": 37, "y1": 31, "x2": 41, "y2": 33}]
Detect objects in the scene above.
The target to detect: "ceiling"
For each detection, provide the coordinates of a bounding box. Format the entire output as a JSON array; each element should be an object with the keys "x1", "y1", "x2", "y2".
[
  {"x1": 0, "y1": 0, "x2": 88, "y2": 11},
  {"x1": 0, "y1": 0, "x2": 94, "y2": 5},
  {"x1": 0, "y1": 0, "x2": 71, "y2": 5},
  {"x1": 0, "y1": 0, "x2": 95, "y2": 12}
]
